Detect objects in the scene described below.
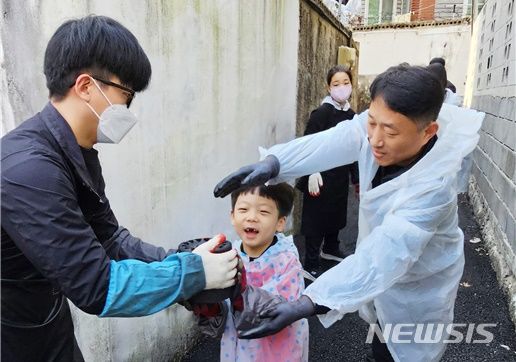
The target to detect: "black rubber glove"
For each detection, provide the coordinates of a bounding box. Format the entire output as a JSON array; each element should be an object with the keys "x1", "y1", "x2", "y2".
[
  {"x1": 237, "y1": 295, "x2": 315, "y2": 339},
  {"x1": 213, "y1": 155, "x2": 280, "y2": 198}
]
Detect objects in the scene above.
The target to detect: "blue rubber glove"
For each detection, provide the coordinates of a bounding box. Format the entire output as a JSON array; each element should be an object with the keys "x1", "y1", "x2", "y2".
[{"x1": 213, "y1": 155, "x2": 280, "y2": 198}]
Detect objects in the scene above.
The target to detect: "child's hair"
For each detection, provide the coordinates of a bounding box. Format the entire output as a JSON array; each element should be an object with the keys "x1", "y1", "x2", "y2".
[
  {"x1": 44, "y1": 15, "x2": 151, "y2": 99},
  {"x1": 370, "y1": 63, "x2": 444, "y2": 128},
  {"x1": 326, "y1": 64, "x2": 353, "y2": 85},
  {"x1": 230, "y1": 183, "x2": 295, "y2": 218}
]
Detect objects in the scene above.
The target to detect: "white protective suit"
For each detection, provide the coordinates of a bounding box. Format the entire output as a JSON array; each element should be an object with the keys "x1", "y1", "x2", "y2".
[
  {"x1": 260, "y1": 103, "x2": 485, "y2": 361},
  {"x1": 442, "y1": 90, "x2": 472, "y2": 193},
  {"x1": 444, "y1": 88, "x2": 462, "y2": 107}
]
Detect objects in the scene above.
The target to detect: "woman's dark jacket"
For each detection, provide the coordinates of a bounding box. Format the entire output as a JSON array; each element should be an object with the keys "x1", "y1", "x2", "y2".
[{"x1": 297, "y1": 103, "x2": 358, "y2": 236}]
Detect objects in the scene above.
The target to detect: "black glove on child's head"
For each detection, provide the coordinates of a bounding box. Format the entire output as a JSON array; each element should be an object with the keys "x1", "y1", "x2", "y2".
[{"x1": 213, "y1": 155, "x2": 280, "y2": 198}]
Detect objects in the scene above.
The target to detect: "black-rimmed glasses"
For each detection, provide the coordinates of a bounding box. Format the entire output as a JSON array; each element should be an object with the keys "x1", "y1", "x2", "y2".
[{"x1": 90, "y1": 75, "x2": 135, "y2": 108}]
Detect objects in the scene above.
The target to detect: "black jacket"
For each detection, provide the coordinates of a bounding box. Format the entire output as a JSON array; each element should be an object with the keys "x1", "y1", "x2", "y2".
[
  {"x1": 297, "y1": 103, "x2": 358, "y2": 236},
  {"x1": 1, "y1": 103, "x2": 169, "y2": 360}
]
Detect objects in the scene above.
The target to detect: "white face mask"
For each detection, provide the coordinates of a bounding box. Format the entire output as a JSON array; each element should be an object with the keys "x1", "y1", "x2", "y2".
[{"x1": 85, "y1": 78, "x2": 138, "y2": 144}]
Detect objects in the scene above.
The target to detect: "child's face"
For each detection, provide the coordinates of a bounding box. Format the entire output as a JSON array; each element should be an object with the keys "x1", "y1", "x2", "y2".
[{"x1": 231, "y1": 191, "x2": 286, "y2": 257}]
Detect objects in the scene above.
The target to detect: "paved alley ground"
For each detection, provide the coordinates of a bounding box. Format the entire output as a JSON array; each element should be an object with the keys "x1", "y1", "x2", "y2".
[{"x1": 182, "y1": 191, "x2": 516, "y2": 361}]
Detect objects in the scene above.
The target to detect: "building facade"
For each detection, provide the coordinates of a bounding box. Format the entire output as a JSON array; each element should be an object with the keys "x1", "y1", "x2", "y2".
[
  {"x1": 358, "y1": 0, "x2": 486, "y2": 24},
  {"x1": 464, "y1": 0, "x2": 516, "y2": 324}
]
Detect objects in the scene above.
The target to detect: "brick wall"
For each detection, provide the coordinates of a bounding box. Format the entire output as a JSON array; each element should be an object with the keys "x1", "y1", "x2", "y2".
[
  {"x1": 464, "y1": 0, "x2": 516, "y2": 322},
  {"x1": 411, "y1": 0, "x2": 436, "y2": 20}
]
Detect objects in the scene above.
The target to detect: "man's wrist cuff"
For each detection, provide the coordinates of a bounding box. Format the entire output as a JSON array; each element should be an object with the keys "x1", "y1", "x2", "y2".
[{"x1": 314, "y1": 304, "x2": 331, "y2": 315}]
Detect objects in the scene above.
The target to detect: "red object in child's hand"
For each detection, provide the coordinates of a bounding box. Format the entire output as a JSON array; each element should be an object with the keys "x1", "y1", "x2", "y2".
[
  {"x1": 210, "y1": 234, "x2": 228, "y2": 252},
  {"x1": 192, "y1": 303, "x2": 222, "y2": 318}
]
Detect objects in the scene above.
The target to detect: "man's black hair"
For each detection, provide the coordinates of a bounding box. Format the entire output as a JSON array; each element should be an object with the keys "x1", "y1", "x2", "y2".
[
  {"x1": 44, "y1": 15, "x2": 151, "y2": 98},
  {"x1": 429, "y1": 57, "x2": 446, "y2": 67},
  {"x1": 230, "y1": 183, "x2": 295, "y2": 218},
  {"x1": 369, "y1": 63, "x2": 444, "y2": 126},
  {"x1": 326, "y1": 64, "x2": 353, "y2": 85}
]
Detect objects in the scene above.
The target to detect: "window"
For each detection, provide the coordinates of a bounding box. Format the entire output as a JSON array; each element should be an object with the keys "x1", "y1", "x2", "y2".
[
  {"x1": 502, "y1": 67, "x2": 510, "y2": 82},
  {"x1": 491, "y1": 20, "x2": 496, "y2": 32},
  {"x1": 504, "y1": 44, "x2": 511, "y2": 59},
  {"x1": 487, "y1": 73, "x2": 492, "y2": 86},
  {"x1": 400, "y1": 0, "x2": 410, "y2": 14},
  {"x1": 489, "y1": 38, "x2": 494, "y2": 51}
]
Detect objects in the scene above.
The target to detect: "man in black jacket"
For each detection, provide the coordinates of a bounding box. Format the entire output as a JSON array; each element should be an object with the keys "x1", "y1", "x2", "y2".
[{"x1": 1, "y1": 15, "x2": 237, "y2": 361}]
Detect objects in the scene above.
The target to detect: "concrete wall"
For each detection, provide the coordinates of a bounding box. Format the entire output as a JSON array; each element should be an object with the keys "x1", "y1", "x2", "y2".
[
  {"x1": 292, "y1": 0, "x2": 354, "y2": 232},
  {"x1": 297, "y1": 0, "x2": 354, "y2": 137},
  {"x1": 1, "y1": 0, "x2": 299, "y2": 360},
  {"x1": 463, "y1": 0, "x2": 516, "y2": 323},
  {"x1": 353, "y1": 22, "x2": 471, "y2": 94},
  {"x1": 434, "y1": 0, "x2": 465, "y2": 19}
]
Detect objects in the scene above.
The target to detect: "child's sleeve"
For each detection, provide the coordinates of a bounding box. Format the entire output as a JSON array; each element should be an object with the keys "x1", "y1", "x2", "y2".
[{"x1": 274, "y1": 254, "x2": 305, "y2": 301}]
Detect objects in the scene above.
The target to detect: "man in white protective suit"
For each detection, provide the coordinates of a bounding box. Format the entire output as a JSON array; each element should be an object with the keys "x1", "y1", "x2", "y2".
[{"x1": 212, "y1": 64, "x2": 485, "y2": 362}]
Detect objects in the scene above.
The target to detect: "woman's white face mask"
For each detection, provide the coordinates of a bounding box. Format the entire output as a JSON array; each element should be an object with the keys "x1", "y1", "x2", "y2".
[{"x1": 84, "y1": 78, "x2": 138, "y2": 144}]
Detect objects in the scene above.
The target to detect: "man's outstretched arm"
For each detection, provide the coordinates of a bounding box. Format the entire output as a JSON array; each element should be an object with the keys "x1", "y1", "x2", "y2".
[{"x1": 214, "y1": 111, "x2": 366, "y2": 197}]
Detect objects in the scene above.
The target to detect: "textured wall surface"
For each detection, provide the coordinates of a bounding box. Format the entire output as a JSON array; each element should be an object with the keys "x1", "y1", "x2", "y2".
[
  {"x1": 292, "y1": 0, "x2": 353, "y2": 232},
  {"x1": 297, "y1": 0, "x2": 353, "y2": 136},
  {"x1": 464, "y1": 0, "x2": 515, "y2": 323},
  {"x1": 1, "y1": 0, "x2": 299, "y2": 360}
]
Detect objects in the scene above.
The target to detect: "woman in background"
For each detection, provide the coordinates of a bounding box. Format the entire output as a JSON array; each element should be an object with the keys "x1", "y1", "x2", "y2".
[{"x1": 297, "y1": 65, "x2": 359, "y2": 280}]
